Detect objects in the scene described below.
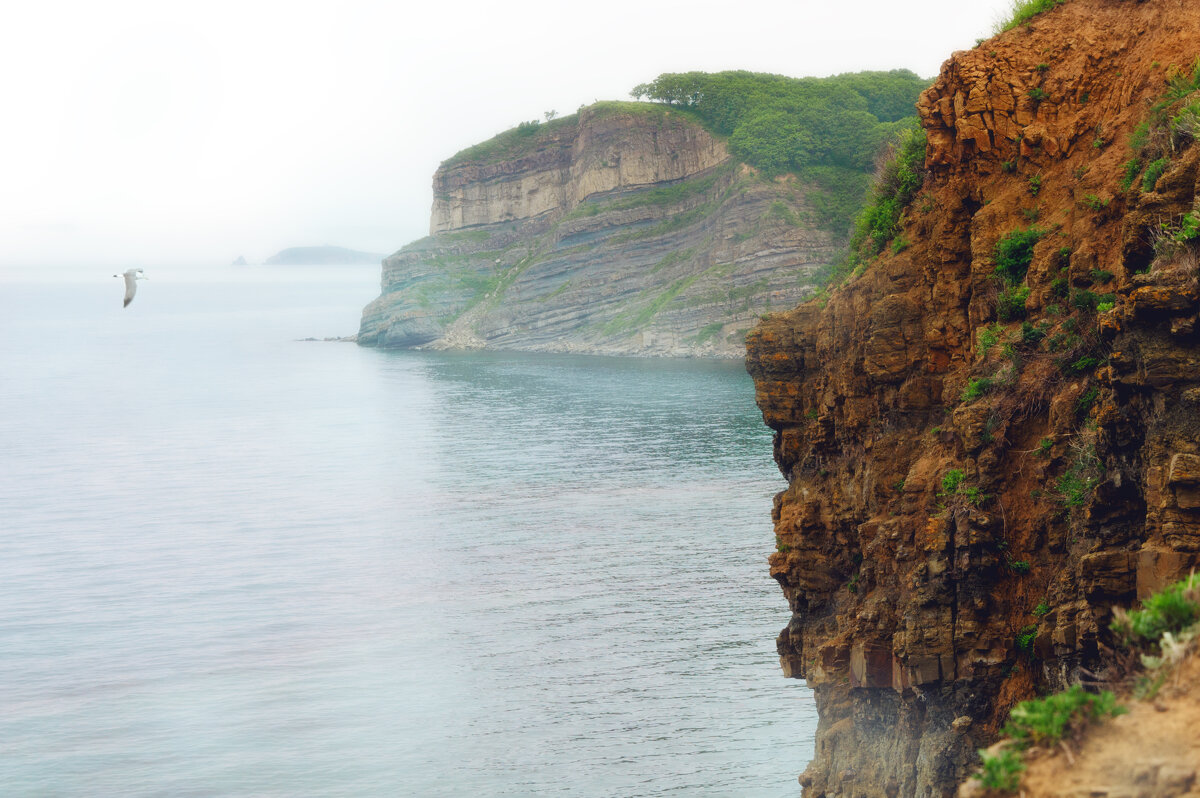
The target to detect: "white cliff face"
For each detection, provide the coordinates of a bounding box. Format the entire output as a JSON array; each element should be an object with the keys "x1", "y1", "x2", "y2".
[
  {"x1": 361, "y1": 103, "x2": 837, "y2": 358},
  {"x1": 429, "y1": 106, "x2": 730, "y2": 234}
]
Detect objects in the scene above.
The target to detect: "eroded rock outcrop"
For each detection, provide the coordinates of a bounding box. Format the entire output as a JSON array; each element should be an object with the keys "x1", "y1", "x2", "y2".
[
  {"x1": 746, "y1": 1, "x2": 1200, "y2": 795},
  {"x1": 359, "y1": 104, "x2": 837, "y2": 357}
]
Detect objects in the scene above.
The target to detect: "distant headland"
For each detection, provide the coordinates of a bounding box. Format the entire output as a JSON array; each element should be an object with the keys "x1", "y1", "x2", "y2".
[{"x1": 263, "y1": 246, "x2": 385, "y2": 266}]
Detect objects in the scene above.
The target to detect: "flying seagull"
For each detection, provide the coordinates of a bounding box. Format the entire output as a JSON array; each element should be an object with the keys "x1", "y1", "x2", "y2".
[{"x1": 113, "y1": 269, "x2": 147, "y2": 307}]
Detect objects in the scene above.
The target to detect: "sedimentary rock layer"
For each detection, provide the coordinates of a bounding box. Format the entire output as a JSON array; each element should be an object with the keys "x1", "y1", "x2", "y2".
[
  {"x1": 746, "y1": 1, "x2": 1200, "y2": 795},
  {"x1": 359, "y1": 105, "x2": 836, "y2": 358}
]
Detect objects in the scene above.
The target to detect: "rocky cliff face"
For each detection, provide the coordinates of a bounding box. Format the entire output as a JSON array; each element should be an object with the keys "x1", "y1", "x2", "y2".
[
  {"x1": 746, "y1": 1, "x2": 1200, "y2": 795},
  {"x1": 359, "y1": 104, "x2": 836, "y2": 357}
]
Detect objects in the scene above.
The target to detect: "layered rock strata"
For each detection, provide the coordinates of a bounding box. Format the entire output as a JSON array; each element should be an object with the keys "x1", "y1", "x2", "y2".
[
  {"x1": 359, "y1": 104, "x2": 836, "y2": 357},
  {"x1": 746, "y1": 1, "x2": 1200, "y2": 795}
]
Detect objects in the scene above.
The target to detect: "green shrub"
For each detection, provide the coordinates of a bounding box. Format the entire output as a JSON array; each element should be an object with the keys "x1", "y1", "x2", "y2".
[
  {"x1": 1002, "y1": 685, "x2": 1125, "y2": 746},
  {"x1": 1120, "y1": 157, "x2": 1143, "y2": 192},
  {"x1": 1028, "y1": 174, "x2": 1043, "y2": 195},
  {"x1": 976, "y1": 748, "x2": 1025, "y2": 793},
  {"x1": 1028, "y1": 87, "x2": 1048, "y2": 102},
  {"x1": 978, "y1": 323, "x2": 1002, "y2": 357},
  {"x1": 1016, "y1": 624, "x2": 1038, "y2": 652},
  {"x1": 1114, "y1": 572, "x2": 1200, "y2": 643},
  {"x1": 1096, "y1": 301, "x2": 1115, "y2": 313},
  {"x1": 1034, "y1": 600, "x2": 1051, "y2": 616},
  {"x1": 1021, "y1": 321, "x2": 1046, "y2": 348},
  {"x1": 994, "y1": 229, "x2": 1044, "y2": 283},
  {"x1": 993, "y1": 0, "x2": 1068, "y2": 33},
  {"x1": 1089, "y1": 268, "x2": 1114, "y2": 283},
  {"x1": 1081, "y1": 193, "x2": 1110, "y2": 211},
  {"x1": 1071, "y1": 289, "x2": 1099, "y2": 311},
  {"x1": 849, "y1": 123, "x2": 928, "y2": 257},
  {"x1": 941, "y1": 469, "x2": 966, "y2": 495},
  {"x1": 1075, "y1": 385, "x2": 1099, "y2": 415},
  {"x1": 1175, "y1": 210, "x2": 1200, "y2": 243},
  {"x1": 997, "y1": 285, "x2": 1031, "y2": 321},
  {"x1": 1142, "y1": 157, "x2": 1170, "y2": 192},
  {"x1": 1010, "y1": 560, "x2": 1032, "y2": 575},
  {"x1": 1056, "y1": 446, "x2": 1101, "y2": 507},
  {"x1": 962, "y1": 377, "x2": 994, "y2": 402},
  {"x1": 632, "y1": 69, "x2": 928, "y2": 175}
]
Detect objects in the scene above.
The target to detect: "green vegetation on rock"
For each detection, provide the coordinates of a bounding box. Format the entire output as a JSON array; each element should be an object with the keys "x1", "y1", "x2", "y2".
[
  {"x1": 631, "y1": 69, "x2": 930, "y2": 238},
  {"x1": 1113, "y1": 572, "x2": 1200, "y2": 644},
  {"x1": 993, "y1": 0, "x2": 1070, "y2": 34}
]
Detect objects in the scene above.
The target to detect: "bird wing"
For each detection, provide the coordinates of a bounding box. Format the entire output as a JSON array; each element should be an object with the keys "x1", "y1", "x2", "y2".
[{"x1": 123, "y1": 271, "x2": 138, "y2": 307}]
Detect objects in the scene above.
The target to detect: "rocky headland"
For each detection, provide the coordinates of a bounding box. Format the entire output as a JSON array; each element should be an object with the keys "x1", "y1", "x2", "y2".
[
  {"x1": 357, "y1": 103, "x2": 839, "y2": 357},
  {"x1": 746, "y1": 0, "x2": 1200, "y2": 794}
]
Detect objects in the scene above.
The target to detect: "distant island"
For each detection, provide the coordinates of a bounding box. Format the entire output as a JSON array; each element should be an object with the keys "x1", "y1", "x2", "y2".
[
  {"x1": 231, "y1": 255, "x2": 248, "y2": 266},
  {"x1": 264, "y1": 246, "x2": 384, "y2": 265}
]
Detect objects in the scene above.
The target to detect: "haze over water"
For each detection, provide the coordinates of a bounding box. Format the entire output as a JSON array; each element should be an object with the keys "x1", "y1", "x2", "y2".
[{"x1": 0, "y1": 265, "x2": 815, "y2": 796}]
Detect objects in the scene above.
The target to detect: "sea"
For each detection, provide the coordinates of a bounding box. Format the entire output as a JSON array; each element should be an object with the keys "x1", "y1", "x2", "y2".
[{"x1": 0, "y1": 264, "x2": 816, "y2": 797}]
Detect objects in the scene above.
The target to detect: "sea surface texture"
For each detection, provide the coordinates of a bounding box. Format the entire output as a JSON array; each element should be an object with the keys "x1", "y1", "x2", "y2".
[{"x1": 0, "y1": 266, "x2": 815, "y2": 797}]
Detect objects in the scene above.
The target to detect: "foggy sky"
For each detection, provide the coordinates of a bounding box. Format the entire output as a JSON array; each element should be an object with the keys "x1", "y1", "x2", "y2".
[{"x1": 2, "y1": 0, "x2": 1019, "y2": 270}]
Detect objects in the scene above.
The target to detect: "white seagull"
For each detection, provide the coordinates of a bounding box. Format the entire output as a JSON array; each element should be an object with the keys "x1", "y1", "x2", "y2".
[{"x1": 113, "y1": 269, "x2": 147, "y2": 307}]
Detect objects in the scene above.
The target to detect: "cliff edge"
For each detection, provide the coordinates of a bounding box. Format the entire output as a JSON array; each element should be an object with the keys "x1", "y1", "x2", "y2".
[
  {"x1": 746, "y1": 1, "x2": 1200, "y2": 795},
  {"x1": 358, "y1": 103, "x2": 837, "y2": 357}
]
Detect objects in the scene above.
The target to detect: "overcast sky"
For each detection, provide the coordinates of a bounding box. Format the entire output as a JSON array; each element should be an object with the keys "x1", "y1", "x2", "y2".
[{"x1": 2, "y1": 0, "x2": 1018, "y2": 269}]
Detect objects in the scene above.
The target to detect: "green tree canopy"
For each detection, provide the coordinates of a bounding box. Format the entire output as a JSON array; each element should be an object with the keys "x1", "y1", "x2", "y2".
[{"x1": 632, "y1": 69, "x2": 930, "y2": 238}]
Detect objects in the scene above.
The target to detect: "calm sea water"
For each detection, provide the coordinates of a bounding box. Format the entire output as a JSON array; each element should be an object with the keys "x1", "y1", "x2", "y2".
[{"x1": 0, "y1": 265, "x2": 814, "y2": 797}]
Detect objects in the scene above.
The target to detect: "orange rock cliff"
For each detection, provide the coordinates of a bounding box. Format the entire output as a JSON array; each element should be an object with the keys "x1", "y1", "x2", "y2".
[{"x1": 745, "y1": 1, "x2": 1200, "y2": 795}]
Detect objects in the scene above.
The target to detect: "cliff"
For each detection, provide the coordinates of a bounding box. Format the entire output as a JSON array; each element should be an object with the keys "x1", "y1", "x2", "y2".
[
  {"x1": 358, "y1": 103, "x2": 837, "y2": 357},
  {"x1": 745, "y1": 1, "x2": 1200, "y2": 795}
]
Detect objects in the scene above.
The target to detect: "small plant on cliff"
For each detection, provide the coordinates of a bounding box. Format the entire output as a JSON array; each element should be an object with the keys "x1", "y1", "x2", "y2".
[
  {"x1": 940, "y1": 469, "x2": 966, "y2": 495},
  {"x1": 962, "y1": 377, "x2": 995, "y2": 402},
  {"x1": 1027, "y1": 87, "x2": 1048, "y2": 103},
  {"x1": 997, "y1": 285, "x2": 1031, "y2": 321},
  {"x1": 849, "y1": 122, "x2": 928, "y2": 259},
  {"x1": 1055, "y1": 437, "x2": 1102, "y2": 508},
  {"x1": 1142, "y1": 156, "x2": 1171, "y2": 192},
  {"x1": 1020, "y1": 321, "x2": 1047, "y2": 348},
  {"x1": 975, "y1": 748, "x2": 1025, "y2": 793},
  {"x1": 993, "y1": 0, "x2": 1068, "y2": 34},
  {"x1": 977, "y1": 323, "x2": 1002, "y2": 357},
  {"x1": 1016, "y1": 624, "x2": 1038, "y2": 653},
  {"x1": 1002, "y1": 685, "x2": 1126, "y2": 746},
  {"x1": 1111, "y1": 572, "x2": 1200, "y2": 645},
  {"x1": 994, "y1": 228, "x2": 1044, "y2": 283},
  {"x1": 1174, "y1": 210, "x2": 1200, "y2": 243},
  {"x1": 1027, "y1": 174, "x2": 1043, "y2": 196},
  {"x1": 1120, "y1": 157, "x2": 1143, "y2": 192},
  {"x1": 974, "y1": 683, "x2": 1125, "y2": 792}
]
